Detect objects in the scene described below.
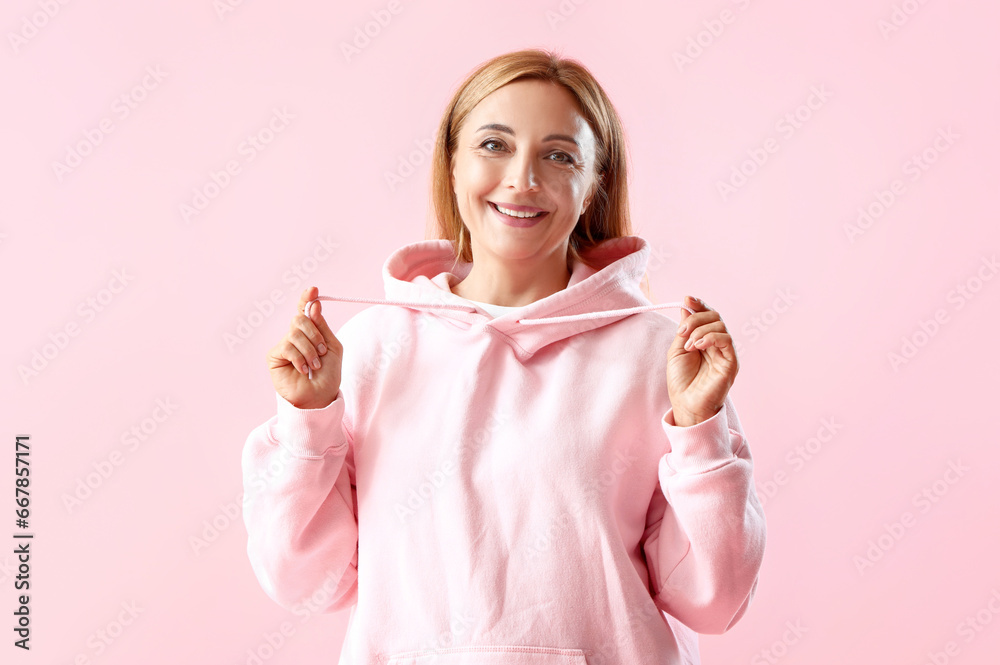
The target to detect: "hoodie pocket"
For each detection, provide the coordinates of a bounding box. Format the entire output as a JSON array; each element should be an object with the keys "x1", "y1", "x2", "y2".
[{"x1": 386, "y1": 645, "x2": 589, "y2": 664}]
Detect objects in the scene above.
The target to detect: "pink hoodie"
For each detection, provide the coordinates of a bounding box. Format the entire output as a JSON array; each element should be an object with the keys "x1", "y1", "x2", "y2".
[{"x1": 241, "y1": 235, "x2": 766, "y2": 665}]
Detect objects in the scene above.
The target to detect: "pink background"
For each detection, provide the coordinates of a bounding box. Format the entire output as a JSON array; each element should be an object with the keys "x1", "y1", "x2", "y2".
[{"x1": 4, "y1": 0, "x2": 999, "y2": 663}]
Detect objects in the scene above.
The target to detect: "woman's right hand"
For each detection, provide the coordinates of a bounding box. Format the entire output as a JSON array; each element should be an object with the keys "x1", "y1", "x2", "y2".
[{"x1": 267, "y1": 286, "x2": 343, "y2": 410}]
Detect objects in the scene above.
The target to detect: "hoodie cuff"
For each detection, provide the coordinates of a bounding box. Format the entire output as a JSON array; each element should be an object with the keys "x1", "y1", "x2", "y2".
[
  {"x1": 661, "y1": 406, "x2": 737, "y2": 474},
  {"x1": 270, "y1": 390, "x2": 349, "y2": 458}
]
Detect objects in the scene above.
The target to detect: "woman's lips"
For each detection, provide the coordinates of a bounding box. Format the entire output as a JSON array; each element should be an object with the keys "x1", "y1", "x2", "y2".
[
  {"x1": 490, "y1": 201, "x2": 546, "y2": 213},
  {"x1": 489, "y1": 201, "x2": 549, "y2": 227}
]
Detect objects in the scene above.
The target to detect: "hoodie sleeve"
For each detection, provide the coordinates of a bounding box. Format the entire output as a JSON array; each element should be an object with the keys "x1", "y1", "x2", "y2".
[
  {"x1": 241, "y1": 389, "x2": 359, "y2": 613},
  {"x1": 640, "y1": 394, "x2": 766, "y2": 635}
]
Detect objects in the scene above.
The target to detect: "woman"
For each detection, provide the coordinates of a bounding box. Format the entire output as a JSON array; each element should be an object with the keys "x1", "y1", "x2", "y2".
[{"x1": 242, "y1": 48, "x2": 766, "y2": 665}]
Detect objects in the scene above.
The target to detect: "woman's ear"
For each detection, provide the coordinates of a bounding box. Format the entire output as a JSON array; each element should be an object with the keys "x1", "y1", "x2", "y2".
[{"x1": 582, "y1": 173, "x2": 603, "y2": 214}]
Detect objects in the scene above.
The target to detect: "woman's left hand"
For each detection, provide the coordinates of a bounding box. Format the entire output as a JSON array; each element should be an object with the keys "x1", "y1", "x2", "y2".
[{"x1": 666, "y1": 295, "x2": 740, "y2": 427}]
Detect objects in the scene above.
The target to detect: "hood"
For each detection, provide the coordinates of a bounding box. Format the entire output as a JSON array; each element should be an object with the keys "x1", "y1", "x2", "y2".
[{"x1": 304, "y1": 235, "x2": 694, "y2": 364}]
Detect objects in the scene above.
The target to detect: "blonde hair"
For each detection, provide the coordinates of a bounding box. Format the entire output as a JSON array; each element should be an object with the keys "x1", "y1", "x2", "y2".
[{"x1": 426, "y1": 47, "x2": 652, "y2": 299}]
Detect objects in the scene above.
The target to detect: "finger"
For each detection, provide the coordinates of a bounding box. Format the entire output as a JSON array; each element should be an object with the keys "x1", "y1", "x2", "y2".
[
  {"x1": 684, "y1": 320, "x2": 726, "y2": 350},
  {"x1": 304, "y1": 296, "x2": 322, "y2": 321},
  {"x1": 298, "y1": 286, "x2": 319, "y2": 315},
  {"x1": 679, "y1": 296, "x2": 694, "y2": 327},
  {"x1": 280, "y1": 339, "x2": 312, "y2": 376},
  {"x1": 295, "y1": 305, "x2": 339, "y2": 358},
  {"x1": 701, "y1": 333, "x2": 737, "y2": 367},
  {"x1": 677, "y1": 310, "x2": 720, "y2": 337},
  {"x1": 685, "y1": 295, "x2": 714, "y2": 313},
  {"x1": 309, "y1": 306, "x2": 341, "y2": 357},
  {"x1": 288, "y1": 326, "x2": 324, "y2": 371},
  {"x1": 292, "y1": 309, "x2": 327, "y2": 352},
  {"x1": 690, "y1": 331, "x2": 735, "y2": 358}
]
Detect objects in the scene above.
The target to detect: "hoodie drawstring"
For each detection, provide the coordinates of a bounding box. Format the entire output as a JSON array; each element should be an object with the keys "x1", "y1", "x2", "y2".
[
  {"x1": 304, "y1": 295, "x2": 476, "y2": 320},
  {"x1": 516, "y1": 302, "x2": 695, "y2": 325},
  {"x1": 302, "y1": 296, "x2": 696, "y2": 379}
]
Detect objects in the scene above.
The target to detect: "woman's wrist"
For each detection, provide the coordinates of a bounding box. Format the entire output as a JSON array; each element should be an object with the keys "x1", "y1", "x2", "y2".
[
  {"x1": 671, "y1": 405, "x2": 721, "y2": 427},
  {"x1": 672, "y1": 411, "x2": 701, "y2": 428}
]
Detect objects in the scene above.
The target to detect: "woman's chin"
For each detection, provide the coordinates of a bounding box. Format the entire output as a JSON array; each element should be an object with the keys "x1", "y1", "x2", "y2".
[{"x1": 478, "y1": 236, "x2": 562, "y2": 263}]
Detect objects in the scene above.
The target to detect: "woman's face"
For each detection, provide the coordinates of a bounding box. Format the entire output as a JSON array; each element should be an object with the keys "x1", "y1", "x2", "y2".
[{"x1": 450, "y1": 79, "x2": 600, "y2": 265}]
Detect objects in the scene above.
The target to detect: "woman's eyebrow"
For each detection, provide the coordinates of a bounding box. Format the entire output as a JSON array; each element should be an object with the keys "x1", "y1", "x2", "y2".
[{"x1": 475, "y1": 123, "x2": 580, "y2": 147}]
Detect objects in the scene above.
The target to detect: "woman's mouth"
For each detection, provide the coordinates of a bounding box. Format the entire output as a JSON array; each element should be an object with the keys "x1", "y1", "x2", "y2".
[{"x1": 488, "y1": 201, "x2": 549, "y2": 228}]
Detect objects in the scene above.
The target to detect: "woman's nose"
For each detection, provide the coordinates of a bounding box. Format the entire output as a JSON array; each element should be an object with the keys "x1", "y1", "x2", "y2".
[{"x1": 505, "y1": 153, "x2": 539, "y2": 191}]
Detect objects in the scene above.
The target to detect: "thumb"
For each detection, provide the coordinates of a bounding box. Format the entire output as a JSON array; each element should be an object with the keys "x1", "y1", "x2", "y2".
[
  {"x1": 680, "y1": 294, "x2": 700, "y2": 325},
  {"x1": 307, "y1": 299, "x2": 338, "y2": 349}
]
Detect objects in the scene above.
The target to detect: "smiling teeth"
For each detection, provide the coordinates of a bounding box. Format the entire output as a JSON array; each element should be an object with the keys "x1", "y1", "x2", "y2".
[{"x1": 495, "y1": 203, "x2": 542, "y2": 218}]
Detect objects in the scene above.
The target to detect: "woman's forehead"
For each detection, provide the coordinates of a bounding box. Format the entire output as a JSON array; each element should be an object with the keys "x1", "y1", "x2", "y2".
[{"x1": 464, "y1": 82, "x2": 593, "y2": 143}]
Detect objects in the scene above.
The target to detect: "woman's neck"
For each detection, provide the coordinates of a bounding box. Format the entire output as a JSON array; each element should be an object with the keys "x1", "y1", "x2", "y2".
[{"x1": 452, "y1": 250, "x2": 572, "y2": 307}]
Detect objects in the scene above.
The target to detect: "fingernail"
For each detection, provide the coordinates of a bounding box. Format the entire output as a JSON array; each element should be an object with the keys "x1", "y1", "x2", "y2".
[
  {"x1": 677, "y1": 323, "x2": 687, "y2": 335},
  {"x1": 684, "y1": 338, "x2": 693, "y2": 350},
  {"x1": 311, "y1": 357, "x2": 321, "y2": 370},
  {"x1": 318, "y1": 343, "x2": 327, "y2": 354}
]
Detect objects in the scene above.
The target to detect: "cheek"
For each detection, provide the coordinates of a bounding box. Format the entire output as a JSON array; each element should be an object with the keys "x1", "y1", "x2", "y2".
[
  {"x1": 457, "y1": 161, "x2": 499, "y2": 197},
  {"x1": 551, "y1": 175, "x2": 584, "y2": 204},
  {"x1": 472, "y1": 159, "x2": 505, "y2": 184}
]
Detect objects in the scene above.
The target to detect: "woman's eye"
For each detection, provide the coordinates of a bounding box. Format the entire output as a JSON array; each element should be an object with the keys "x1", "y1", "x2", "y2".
[{"x1": 477, "y1": 140, "x2": 575, "y2": 165}]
